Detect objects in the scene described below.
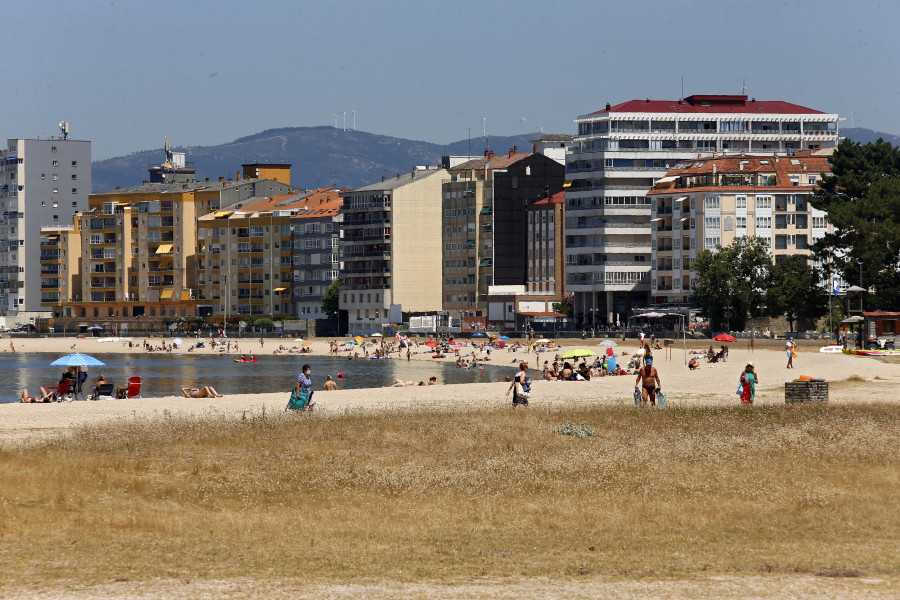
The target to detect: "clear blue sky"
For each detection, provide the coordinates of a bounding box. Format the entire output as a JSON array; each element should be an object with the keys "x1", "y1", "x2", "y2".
[{"x1": 8, "y1": 0, "x2": 899, "y2": 159}]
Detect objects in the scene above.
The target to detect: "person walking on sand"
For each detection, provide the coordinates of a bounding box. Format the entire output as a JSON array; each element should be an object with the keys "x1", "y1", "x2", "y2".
[
  {"x1": 634, "y1": 352, "x2": 661, "y2": 406},
  {"x1": 786, "y1": 338, "x2": 796, "y2": 369},
  {"x1": 739, "y1": 363, "x2": 757, "y2": 405},
  {"x1": 505, "y1": 362, "x2": 530, "y2": 408}
]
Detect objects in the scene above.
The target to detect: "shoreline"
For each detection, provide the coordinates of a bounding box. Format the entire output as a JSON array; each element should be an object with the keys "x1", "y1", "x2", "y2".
[{"x1": 2, "y1": 336, "x2": 899, "y2": 446}]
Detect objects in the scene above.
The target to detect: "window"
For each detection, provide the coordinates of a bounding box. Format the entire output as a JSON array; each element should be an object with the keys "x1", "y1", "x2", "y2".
[
  {"x1": 71, "y1": 188, "x2": 77, "y2": 194},
  {"x1": 72, "y1": 160, "x2": 77, "y2": 167},
  {"x1": 755, "y1": 196, "x2": 772, "y2": 209},
  {"x1": 704, "y1": 197, "x2": 720, "y2": 210},
  {"x1": 71, "y1": 174, "x2": 77, "y2": 180},
  {"x1": 735, "y1": 195, "x2": 747, "y2": 209},
  {"x1": 52, "y1": 160, "x2": 59, "y2": 167},
  {"x1": 51, "y1": 146, "x2": 57, "y2": 153},
  {"x1": 756, "y1": 216, "x2": 772, "y2": 229},
  {"x1": 704, "y1": 217, "x2": 720, "y2": 230}
]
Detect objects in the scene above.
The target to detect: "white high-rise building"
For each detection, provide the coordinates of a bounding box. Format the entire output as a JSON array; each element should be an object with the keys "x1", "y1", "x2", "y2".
[
  {"x1": 0, "y1": 125, "x2": 91, "y2": 319},
  {"x1": 565, "y1": 94, "x2": 839, "y2": 327}
]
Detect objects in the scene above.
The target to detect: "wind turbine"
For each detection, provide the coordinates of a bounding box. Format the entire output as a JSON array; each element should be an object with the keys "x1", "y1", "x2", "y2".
[
  {"x1": 342, "y1": 111, "x2": 347, "y2": 132},
  {"x1": 351, "y1": 109, "x2": 356, "y2": 131},
  {"x1": 482, "y1": 116, "x2": 486, "y2": 139},
  {"x1": 520, "y1": 116, "x2": 527, "y2": 133},
  {"x1": 333, "y1": 113, "x2": 339, "y2": 128}
]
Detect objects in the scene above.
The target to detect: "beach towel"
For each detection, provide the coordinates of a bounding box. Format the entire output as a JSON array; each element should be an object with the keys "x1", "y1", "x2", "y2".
[{"x1": 286, "y1": 388, "x2": 311, "y2": 412}]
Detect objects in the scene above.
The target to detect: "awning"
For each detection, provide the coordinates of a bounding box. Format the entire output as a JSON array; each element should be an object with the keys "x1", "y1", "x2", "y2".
[
  {"x1": 156, "y1": 244, "x2": 172, "y2": 254},
  {"x1": 479, "y1": 258, "x2": 492, "y2": 267},
  {"x1": 273, "y1": 287, "x2": 286, "y2": 292},
  {"x1": 465, "y1": 240, "x2": 476, "y2": 247},
  {"x1": 180, "y1": 290, "x2": 191, "y2": 301},
  {"x1": 214, "y1": 211, "x2": 233, "y2": 218},
  {"x1": 160, "y1": 289, "x2": 174, "y2": 300},
  {"x1": 656, "y1": 176, "x2": 678, "y2": 183},
  {"x1": 562, "y1": 180, "x2": 573, "y2": 188},
  {"x1": 479, "y1": 206, "x2": 492, "y2": 214}
]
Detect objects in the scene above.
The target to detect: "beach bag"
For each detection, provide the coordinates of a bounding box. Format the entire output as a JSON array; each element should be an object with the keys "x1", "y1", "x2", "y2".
[
  {"x1": 736, "y1": 379, "x2": 744, "y2": 396},
  {"x1": 286, "y1": 387, "x2": 310, "y2": 412},
  {"x1": 657, "y1": 389, "x2": 665, "y2": 407},
  {"x1": 515, "y1": 375, "x2": 531, "y2": 398},
  {"x1": 633, "y1": 387, "x2": 642, "y2": 406}
]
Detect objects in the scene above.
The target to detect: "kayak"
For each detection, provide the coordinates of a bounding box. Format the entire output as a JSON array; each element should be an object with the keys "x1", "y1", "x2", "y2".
[{"x1": 234, "y1": 359, "x2": 260, "y2": 363}]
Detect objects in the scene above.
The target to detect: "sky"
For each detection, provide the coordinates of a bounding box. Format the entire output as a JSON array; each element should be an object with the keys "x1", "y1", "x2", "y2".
[{"x1": 6, "y1": 0, "x2": 899, "y2": 160}]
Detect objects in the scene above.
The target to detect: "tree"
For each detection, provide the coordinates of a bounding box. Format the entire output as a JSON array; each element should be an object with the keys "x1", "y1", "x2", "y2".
[
  {"x1": 765, "y1": 255, "x2": 827, "y2": 333},
  {"x1": 811, "y1": 138, "x2": 900, "y2": 308},
  {"x1": 321, "y1": 277, "x2": 343, "y2": 319},
  {"x1": 551, "y1": 298, "x2": 572, "y2": 317},
  {"x1": 692, "y1": 236, "x2": 771, "y2": 331}
]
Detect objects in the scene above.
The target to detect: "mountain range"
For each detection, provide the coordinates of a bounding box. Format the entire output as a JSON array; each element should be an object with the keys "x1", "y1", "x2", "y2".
[
  {"x1": 91, "y1": 126, "x2": 896, "y2": 193},
  {"x1": 91, "y1": 127, "x2": 542, "y2": 192}
]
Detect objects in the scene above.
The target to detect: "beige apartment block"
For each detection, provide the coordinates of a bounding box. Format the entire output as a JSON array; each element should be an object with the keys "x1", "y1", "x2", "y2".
[
  {"x1": 196, "y1": 192, "x2": 313, "y2": 323},
  {"x1": 647, "y1": 150, "x2": 834, "y2": 305},
  {"x1": 340, "y1": 168, "x2": 448, "y2": 336},
  {"x1": 43, "y1": 171, "x2": 299, "y2": 332}
]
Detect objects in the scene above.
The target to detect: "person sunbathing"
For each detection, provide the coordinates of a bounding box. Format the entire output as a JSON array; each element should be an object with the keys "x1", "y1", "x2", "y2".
[
  {"x1": 20, "y1": 387, "x2": 56, "y2": 403},
  {"x1": 181, "y1": 386, "x2": 223, "y2": 398}
]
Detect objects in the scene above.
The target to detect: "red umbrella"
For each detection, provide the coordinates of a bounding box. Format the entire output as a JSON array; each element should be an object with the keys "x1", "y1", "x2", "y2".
[
  {"x1": 713, "y1": 334, "x2": 737, "y2": 342},
  {"x1": 424, "y1": 341, "x2": 439, "y2": 348}
]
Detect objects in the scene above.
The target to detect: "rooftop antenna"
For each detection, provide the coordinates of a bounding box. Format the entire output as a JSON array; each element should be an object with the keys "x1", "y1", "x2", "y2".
[
  {"x1": 520, "y1": 116, "x2": 527, "y2": 133},
  {"x1": 468, "y1": 127, "x2": 471, "y2": 157},
  {"x1": 741, "y1": 78, "x2": 747, "y2": 96},
  {"x1": 164, "y1": 135, "x2": 173, "y2": 166},
  {"x1": 58, "y1": 121, "x2": 69, "y2": 140},
  {"x1": 680, "y1": 75, "x2": 684, "y2": 102}
]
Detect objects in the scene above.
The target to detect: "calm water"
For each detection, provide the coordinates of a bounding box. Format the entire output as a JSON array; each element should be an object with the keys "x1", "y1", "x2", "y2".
[{"x1": 0, "y1": 351, "x2": 508, "y2": 403}]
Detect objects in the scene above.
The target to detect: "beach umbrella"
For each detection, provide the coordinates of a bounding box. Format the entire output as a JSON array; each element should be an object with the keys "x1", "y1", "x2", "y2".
[
  {"x1": 561, "y1": 348, "x2": 596, "y2": 359},
  {"x1": 172, "y1": 338, "x2": 184, "y2": 345},
  {"x1": 87, "y1": 325, "x2": 103, "y2": 330},
  {"x1": 487, "y1": 332, "x2": 498, "y2": 338},
  {"x1": 480, "y1": 346, "x2": 495, "y2": 352},
  {"x1": 371, "y1": 332, "x2": 383, "y2": 337},
  {"x1": 344, "y1": 340, "x2": 357, "y2": 345},
  {"x1": 472, "y1": 332, "x2": 486, "y2": 337},
  {"x1": 424, "y1": 341, "x2": 439, "y2": 348},
  {"x1": 535, "y1": 338, "x2": 550, "y2": 343},
  {"x1": 294, "y1": 338, "x2": 305, "y2": 342},
  {"x1": 51, "y1": 353, "x2": 106, "y2": 368},
  {"x1": 599, "y1": 339, "x2": 617, "y2": 347},
  {"x1": 498, "y1": 335, "x2": 510, "y2": 340},
  {"x1": 713, "y1": 334, "x2": 737, "y2": 342},
  {"x1": 452, "y1": 341, "x2": 467, "y2": 347},
  {"x1": 301, "y1": 342, "x2": 312, "y2": 347}
]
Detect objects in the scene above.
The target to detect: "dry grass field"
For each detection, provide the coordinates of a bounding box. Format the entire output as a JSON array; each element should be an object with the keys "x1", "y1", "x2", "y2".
[{"x1": 1, "y1": 403, "x2": 898, "y2": 598}]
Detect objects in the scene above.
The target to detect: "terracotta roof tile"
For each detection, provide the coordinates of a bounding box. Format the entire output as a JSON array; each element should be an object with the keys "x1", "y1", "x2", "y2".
[{"x1": 584, "y1": 95, "x2": 828, "y2": 117}]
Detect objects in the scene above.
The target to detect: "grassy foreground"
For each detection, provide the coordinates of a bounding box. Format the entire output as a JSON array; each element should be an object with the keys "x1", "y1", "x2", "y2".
[{"x1": 0, "y1": 404, "x2": 898, "y2": 590}]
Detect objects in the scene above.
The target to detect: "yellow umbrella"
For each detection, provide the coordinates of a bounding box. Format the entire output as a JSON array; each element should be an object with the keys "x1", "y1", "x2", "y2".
[{"x1": 301, "y1": 342, "x2": 312, "y2": 347}]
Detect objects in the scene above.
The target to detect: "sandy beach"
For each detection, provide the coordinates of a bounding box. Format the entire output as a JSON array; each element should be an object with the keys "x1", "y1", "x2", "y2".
[{"x1": 2, "y1": 334, "x2": 897, "y2": 445}]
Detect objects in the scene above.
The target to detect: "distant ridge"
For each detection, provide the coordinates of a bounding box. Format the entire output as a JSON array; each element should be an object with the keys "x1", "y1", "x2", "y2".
[
  {"x1": 90, "y1": 126, "x2": 899, "y2": 193},
  {"x1": 840, "y1": 127, "x2": 900, "y2": 147},
  {"x1": 91, "y1": 127, "x2": 543, "y2": 192}
]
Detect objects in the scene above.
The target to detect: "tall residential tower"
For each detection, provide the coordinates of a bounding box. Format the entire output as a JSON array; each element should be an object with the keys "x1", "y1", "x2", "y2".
[{"x1": 565, "y1": 94, "x2": 839, "y2": 327}]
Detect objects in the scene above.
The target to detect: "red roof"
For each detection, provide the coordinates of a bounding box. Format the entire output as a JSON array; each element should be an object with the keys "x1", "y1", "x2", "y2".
[
  {"x1": 516, "y1": 311, "x2": 567, "y2": 317},
  {"x1": 587, "y1": 95, "x2": 827, "y2": 116},
  {"x1": 531, "y1": 191, "x2": 565, "y2": 206}
]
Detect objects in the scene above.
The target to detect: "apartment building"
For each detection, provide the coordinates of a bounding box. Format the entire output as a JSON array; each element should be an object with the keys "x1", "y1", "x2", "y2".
[
  {"x1": 42, "y1": 157, "x2": 299, "y2": 332},
  {"x1": 646, "y1": 150, "x2": 834, "y2": 304},
  {"x1": 290, "y1": 188, "x2": 342, "y2": 319},
  {"x1": 339, "y1": 167, "x2": 448, "y2": 336},
  {"x1": 196, "y1": 192, "x2": 308, "y2": 323},
  {"x1": 442, "y1": 148, "x2": 564, "y2": 328},
  {"x1": 566, "y1": 94, "x2": 839, "y2": 328},
  {"x1": 0, "y1": 126, "x2": 91, "y2": 321}
]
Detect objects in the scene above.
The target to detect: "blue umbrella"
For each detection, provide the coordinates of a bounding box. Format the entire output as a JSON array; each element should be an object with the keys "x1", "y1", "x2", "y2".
[
  {"x1": 499, "y1": 335, "x2": 510, "y2": 340},
  {"x1": 87, "y1": 325, "x2": 103, "y2": 330},
  {"x1": 472, "y1": 332, "x2": 486, "y2": 337},
  {"x1": 50, "y1": 353, "x2": 105, "y2": 368}
]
